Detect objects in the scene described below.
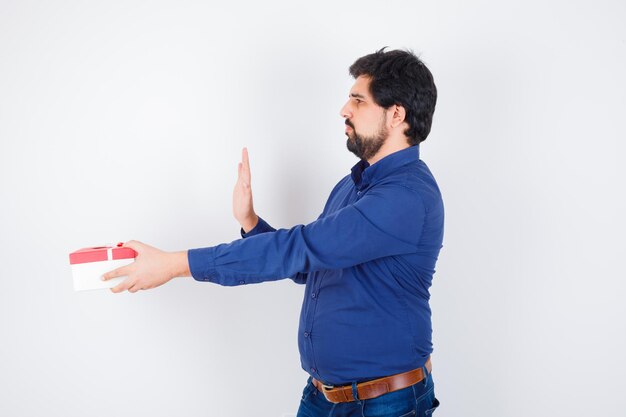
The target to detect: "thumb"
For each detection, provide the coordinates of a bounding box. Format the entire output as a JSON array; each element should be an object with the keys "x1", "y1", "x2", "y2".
[{"x1": 121, "y1": 240, "x2": 142, "y2": 257}]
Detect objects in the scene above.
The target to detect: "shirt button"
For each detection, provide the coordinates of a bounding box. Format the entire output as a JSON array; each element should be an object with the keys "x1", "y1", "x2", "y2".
[
  {"x1": 239, "y1": 280, "x2": 245, "y2": 285},
  {"x1": 304, "y1": 332, "x2": 309, "y2": 338},
  {"x1": 311, "y1": 292, "x2": 316, "y2": 298}
]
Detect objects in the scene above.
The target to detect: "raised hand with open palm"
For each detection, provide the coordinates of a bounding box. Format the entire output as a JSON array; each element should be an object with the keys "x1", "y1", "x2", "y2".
[{"x1": 232, "y1": 147, "x2": 259, "y2": 233}]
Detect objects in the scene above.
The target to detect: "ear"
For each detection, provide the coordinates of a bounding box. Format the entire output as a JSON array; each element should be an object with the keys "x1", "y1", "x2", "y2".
[{"x1": 389, "y1": 104, "x2": 406, "y2": 128}]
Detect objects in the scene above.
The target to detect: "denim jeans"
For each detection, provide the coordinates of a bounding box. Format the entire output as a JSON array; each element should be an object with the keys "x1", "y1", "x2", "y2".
[{"x1": 296, "y1": 372, "x2": 440, "y2": 417}]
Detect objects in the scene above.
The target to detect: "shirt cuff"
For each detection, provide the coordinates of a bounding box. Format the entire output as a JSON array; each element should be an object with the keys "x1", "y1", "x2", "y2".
[
  {"x1": 187, "y1": 246, "x2": 217, "y2": 282},
  {"x1": 240, "y1": 216, "x2": 275, "y2": 238}
]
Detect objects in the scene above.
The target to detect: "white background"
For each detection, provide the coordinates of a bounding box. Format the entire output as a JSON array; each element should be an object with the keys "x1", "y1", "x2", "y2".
[{"x1": 1, "y1": 1, "x2": 624, "y2": 416}]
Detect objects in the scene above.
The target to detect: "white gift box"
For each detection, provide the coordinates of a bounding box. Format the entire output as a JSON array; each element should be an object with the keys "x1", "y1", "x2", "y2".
[{"x1": 69, "y1": 244, "x2": 137, "y2": 291}]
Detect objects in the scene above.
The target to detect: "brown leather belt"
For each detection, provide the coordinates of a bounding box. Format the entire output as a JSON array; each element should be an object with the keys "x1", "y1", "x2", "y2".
[{"x1": 312, "y1": 357, "x2": 432, "y2": 404}]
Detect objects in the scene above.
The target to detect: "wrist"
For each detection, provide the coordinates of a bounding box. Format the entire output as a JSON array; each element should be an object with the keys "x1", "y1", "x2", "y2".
[
  {"x1": 168, "y1": 251, "x2": 191, "y2": 278},
  {"x1": 241, "y1": 214, "x2": 259, "y2": 234}
]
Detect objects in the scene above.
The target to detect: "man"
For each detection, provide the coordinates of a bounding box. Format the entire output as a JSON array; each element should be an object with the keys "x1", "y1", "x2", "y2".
[{"x1": 103, "y1": 47, "x2": 443, "y2": 417}]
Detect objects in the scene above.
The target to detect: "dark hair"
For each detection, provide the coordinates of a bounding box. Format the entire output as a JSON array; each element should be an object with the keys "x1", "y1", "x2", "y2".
[{"x1": 349, "y1": 47, "x2": 437, "y2": 145}]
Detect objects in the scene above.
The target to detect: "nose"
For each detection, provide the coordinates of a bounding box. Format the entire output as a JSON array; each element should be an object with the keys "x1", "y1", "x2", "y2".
[{"x1": 340, "y1": 100, "x2": 352, "y2": 119}]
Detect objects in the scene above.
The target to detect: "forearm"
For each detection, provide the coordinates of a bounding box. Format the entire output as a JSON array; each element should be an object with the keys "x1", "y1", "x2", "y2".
[{"x1": 238, "y1": 215, "x2": 306, "y2": 284}]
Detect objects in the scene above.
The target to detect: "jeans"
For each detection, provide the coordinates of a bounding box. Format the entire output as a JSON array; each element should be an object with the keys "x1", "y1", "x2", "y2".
[{"x1": 296, "y1": 372, "x2": 440, "y2": 417}]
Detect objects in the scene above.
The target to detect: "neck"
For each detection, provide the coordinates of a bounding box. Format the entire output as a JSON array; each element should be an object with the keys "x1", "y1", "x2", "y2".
[{"x1": 367, "y1": 138, "x2": 411, "y2": 165}]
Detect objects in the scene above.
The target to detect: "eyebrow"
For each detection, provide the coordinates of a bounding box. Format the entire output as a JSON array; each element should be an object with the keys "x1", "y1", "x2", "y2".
[{"x1": 350, "y1": 93, "x2": 366, "y2": 99}]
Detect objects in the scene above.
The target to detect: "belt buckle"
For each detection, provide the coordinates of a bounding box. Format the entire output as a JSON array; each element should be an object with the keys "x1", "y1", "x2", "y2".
[
  {"x1": 321, "y1": 383, "x2": 334, "y2": 392},
  {"x1": 320, "y1": 382, "x2": 339, "y2": 403}
]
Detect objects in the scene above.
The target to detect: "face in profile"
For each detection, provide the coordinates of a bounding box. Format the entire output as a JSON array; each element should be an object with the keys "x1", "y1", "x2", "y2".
[{"x1": 341, "y1": 75, "x2": 389, "y2": 161}]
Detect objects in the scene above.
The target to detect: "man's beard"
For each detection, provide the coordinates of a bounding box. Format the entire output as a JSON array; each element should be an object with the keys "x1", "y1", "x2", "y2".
[{"x1": 345, "y1": 117, "x2": 388, "y2": 161}]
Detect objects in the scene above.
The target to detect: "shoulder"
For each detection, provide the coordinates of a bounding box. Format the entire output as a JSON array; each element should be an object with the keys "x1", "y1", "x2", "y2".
[{"x1": 377, "y1": 161, "x2": 443, "y2": 208}]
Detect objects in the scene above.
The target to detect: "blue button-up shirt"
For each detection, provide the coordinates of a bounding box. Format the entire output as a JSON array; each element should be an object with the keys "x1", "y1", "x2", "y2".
[{"x1": 188, "y1": 145, "x2": 444, "y2": 385}]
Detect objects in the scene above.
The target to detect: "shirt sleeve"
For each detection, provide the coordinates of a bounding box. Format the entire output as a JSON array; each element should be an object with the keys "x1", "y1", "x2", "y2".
[
  {"x1": 240, "y1": 216, "x2": 276, "y2": 238},
  {"x1": 239, "y1": 216, "x2": 308, "y2": 285},
  {"x1": 189, "y1": 182, "x2": 425, "y2": 286}
]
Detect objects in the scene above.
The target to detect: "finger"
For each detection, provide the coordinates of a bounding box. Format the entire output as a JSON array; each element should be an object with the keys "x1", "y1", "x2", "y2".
[
  {"x1": 128, "y1": 283, "x2": 142, "y2": 293},
  {"x1": 238, "y1": 162, "x2": 243, "y2": 179},
  {"x1": 242, "y1": 147, "x2": 251, "y2": 183},
  {"x1": 111, "y1": 278, "x2": 135, "y2": 293},
  {"x1": 102, "y1": 264, "x2": 132, "y2": 281},
  {"x1": 243, "y1": 147, "x2": 250, "y2": 170}
]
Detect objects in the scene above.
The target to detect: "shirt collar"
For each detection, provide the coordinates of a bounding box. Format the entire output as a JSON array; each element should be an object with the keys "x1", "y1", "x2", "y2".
[{"x1": 350, "y1": 145, "x2": 420, "y2": 190}]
